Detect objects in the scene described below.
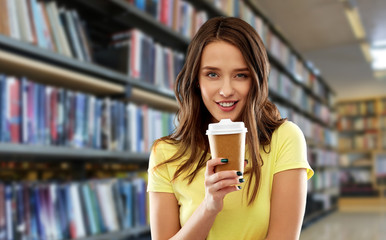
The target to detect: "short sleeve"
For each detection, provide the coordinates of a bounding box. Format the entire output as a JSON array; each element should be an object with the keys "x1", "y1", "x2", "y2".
[
  {"x1": 274, "y1": 121, "x2": 314, "y2": 180},
  {"x1": 147, "y1": 142, "x2": 174, "y2": 193}
]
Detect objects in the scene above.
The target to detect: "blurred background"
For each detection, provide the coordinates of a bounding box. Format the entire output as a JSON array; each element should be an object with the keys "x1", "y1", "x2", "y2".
[{"x1": 0, "y1": 0, "x2": 385, "y2": 239}]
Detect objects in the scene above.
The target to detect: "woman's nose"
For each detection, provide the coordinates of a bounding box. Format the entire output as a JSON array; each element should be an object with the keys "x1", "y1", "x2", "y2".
[{"x1": 219, "y1": 80, "x2": 235, "y2": 97}]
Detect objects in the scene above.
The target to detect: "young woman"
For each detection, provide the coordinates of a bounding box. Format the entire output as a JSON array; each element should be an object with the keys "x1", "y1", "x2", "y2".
[{"x1": 147, "y1": 16, "x2": 314, "y2": 240}]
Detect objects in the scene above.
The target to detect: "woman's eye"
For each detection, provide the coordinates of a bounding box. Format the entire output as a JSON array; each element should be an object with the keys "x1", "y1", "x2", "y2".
[
  {"x1": 207, "y1": 72, "x2": 218, "y2": 78},
  {"x1": 236, "y1": 73, "x2": 248, "y2": 78}
]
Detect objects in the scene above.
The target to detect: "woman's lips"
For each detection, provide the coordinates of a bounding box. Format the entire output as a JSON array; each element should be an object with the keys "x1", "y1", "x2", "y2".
[{"x1": 216, "y1": 101, "x2": 238, "y2": 112}]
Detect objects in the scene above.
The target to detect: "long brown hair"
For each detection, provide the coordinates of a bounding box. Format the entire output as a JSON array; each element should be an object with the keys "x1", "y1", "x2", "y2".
[{"x1": 154, "y1": 16, "x2": 285, "y2": 205}]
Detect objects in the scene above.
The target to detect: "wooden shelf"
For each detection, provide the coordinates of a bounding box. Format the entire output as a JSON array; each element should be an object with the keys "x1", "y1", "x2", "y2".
[
  {"x1": 73, "y1": 226, "x2": 150, "y2": 240},
  {"x1": 0, "y1": 49, "x2": 125, "y2": 95},
  {"x1": 338, "y1": 149, "x2": 374, "y2": 154},
  {"x1": 0, "y1": 143, "x2": 150, "y2": 163},
  {"x1": 338, "y1": 197, "x2": 386, "y2": 212}
]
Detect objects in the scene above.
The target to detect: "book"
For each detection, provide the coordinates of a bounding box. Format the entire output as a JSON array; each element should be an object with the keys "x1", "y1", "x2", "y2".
[
  {"x1": 15, "y1": 0, "x2": 34, "y2": 43},
  {"x1": 69, "y1": 183, "x2": 86, "y2": 238},
  {"x1": 29, "y1": 0, "x2": 47, "y2": 49},
  {"x1": 0, "y1": 75, "x2": 9, "y2": 142},
  {"x1": 7, "y1": 0, "x2": 21, "y2": 40},
  {"x1": 14, "y1": 183, "x2": 25, "y2": 239},
  {"x1": 81, "y1": 183, "x2": 98, "y2": 235},
  {"x1": 7, "y1": 77, "x2": 21, "y2": 143},
  {"x1": 59, "y1": 8, "x2": 76, "y2": 59},
  {"x1": 64, "y1": 10, "x2": 84, "y2": 61},
  {"x1": 120, "y1": 179, "x2": 134, "y2": 228},
  {"x1": 71, "y1": 10, "x2": 92, "y2": 62},
  {"x1": 49, "y1": 2, "x2": 72, "y2": 57},
  {"x1": 101, "y1": 98, "x2": 111, "y2": 150},
  {"x1": 0, "y1": 0, "x2": 10, "y2": 36},
  {"x1": 95, "y1": 180, "x2": 119, "y2": 232},
  {"x1": 39, "y1": 1, "x2": 56, "y2": 51},
  {"x1": 57, "y1": 184, "x2": 70, "y2": 239},
  {"x1": 0, "y1": 182, "x2": 5, "y2": 240},
  {"x1": 132, "y1": 177, "x2": 147, "y2": 226},
  {"x1": 4, "y1": 184, "x2": 13, "y2": 240},
  {"x1": 88, "y1": 181, "x2": 106, "y2": 233}
]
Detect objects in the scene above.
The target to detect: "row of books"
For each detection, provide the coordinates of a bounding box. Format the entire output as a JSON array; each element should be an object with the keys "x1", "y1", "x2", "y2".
[
  {"x1": 269, "y1": 67, "x2": 332, "y2": 125},
  {"x1": 0, "y1": 74, "x2": 176, "y2": 153},
  {"x1": 337, "y1": 116, "x2": 378, "y2": 131},
  {"x1": 0, "y1": 176, "x2": 148, "y2": 240},
  {"x1": 275, "y1": 102, "x2": 338, "y2": 148},
  {"x1": 95, "y1": 28, "x2": 185, "y2": 92},
  {"x1": 339, "y1": 132, "x2": 378, "y2": 150},
  {"x1": 127, "y1": 0, "x2": 208, "y2": 39},
  {"x1": 308, "y1": 169, "x2": 339, "y2": 192},
  {"x1": 340, "y1": 169, "x2": 372, "y2": 184},
  {"x1": 337, "y1": 101, "x2": 377, "y2": 116},
  {"x1": 0, "y1": 0, "x2": 92, "y2": 62},
  {"x1": 265, "y1": 29, "x2": 328, "y2": 100},
  {"x1": 308, "y1": 148, "x2": 338, "y2": 168},
  {"x1": 339, "y1": 153, "x2": 372, "y2": 167}
]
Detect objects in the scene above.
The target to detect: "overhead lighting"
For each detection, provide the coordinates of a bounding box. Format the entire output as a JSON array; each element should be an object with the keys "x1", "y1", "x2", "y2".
[
  {"x1": 344, "y1": 7, "x2": 366, "y2": 40},
  {"x1": 370, "y1": 42, "x2": 386, "y2": 79},
  {"x1": 360, "y1": 42, "x2": 372, "y2": 62},
  {"x1": 342, "y1": 0, "x2": 373, "y2": 64}
]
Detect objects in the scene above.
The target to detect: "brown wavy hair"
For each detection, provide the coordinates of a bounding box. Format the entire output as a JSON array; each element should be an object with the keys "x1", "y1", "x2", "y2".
[{"x1": 154, "y1": 16, "x2": 285, "y2": 205}]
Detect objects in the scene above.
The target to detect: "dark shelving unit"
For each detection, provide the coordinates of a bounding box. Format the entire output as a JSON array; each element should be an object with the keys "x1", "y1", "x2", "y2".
[
  {"x1": 0, "y1": 143, "x2": 150, "y2": 163},
  {"x1": 72, "y1": 226, "x2": 150, "y2": 240}
]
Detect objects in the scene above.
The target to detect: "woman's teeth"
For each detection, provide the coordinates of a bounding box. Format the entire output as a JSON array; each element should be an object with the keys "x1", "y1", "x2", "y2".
[{"x1": 219, "y1": 102, "x2": 235, "y2": 107}]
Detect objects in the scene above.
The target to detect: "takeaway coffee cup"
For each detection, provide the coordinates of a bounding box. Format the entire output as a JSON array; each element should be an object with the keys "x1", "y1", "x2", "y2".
[{"x1": 206, "y1": 119, "x2": 247, "y2": 173}]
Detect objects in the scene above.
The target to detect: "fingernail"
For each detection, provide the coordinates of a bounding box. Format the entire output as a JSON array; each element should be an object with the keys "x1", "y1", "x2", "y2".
[
  {"x1": 237, "y1": 186, "x2": 242, "y2": 190},
  {"x1": 236, "y1": 171, "x2": 243, "y2": 176},
  {"x1": 239, "y1": 178, "x2": 245, "y2": 183},
  {"x1": 221, "y1": 159, "x2": 228, "y2": 163}
]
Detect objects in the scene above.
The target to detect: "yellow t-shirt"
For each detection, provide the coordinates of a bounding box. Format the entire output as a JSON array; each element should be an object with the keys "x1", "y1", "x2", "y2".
[{"x1": 147, "y1": 121, "x2": 314, "y2": 239}]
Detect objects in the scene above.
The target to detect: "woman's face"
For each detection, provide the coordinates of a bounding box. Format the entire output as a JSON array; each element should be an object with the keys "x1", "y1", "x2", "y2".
[{"x1": 199, "y1": 41, "x2": 252, "y2": 122}]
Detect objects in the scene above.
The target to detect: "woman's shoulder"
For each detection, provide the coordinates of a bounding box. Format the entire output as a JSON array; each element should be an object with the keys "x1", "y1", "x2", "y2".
[
  {"x1": 277, "y1": 120, "x2": 302, "y2": 133},
  {"x1": 152, "y1": 138, "x2": 181, "y2": 156},
  {"x1": 273, "y1": 120, "x2": 305, "y2": 141}
]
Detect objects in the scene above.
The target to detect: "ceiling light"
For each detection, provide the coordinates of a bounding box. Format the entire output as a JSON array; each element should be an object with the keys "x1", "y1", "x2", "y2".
[
  {"x1": 344, "y1": 7, "x2": 366, "y2": 40},
  {"x1": 360, "y1": 42, "x2": 372, "y2": 62},
  {"x1": 370, "y1": 42, "x2": 386, "y2": 79}
]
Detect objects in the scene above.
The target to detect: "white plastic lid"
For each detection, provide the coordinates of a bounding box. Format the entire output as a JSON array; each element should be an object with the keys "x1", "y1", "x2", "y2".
[{"x1": 206, "y1": 119, "x2": 248, "y2": 135}]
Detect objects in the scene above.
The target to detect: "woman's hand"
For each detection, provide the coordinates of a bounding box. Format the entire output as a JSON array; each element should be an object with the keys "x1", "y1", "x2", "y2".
[{"x1": 203, "y1": 158, "x2": 244, "y2": 214}]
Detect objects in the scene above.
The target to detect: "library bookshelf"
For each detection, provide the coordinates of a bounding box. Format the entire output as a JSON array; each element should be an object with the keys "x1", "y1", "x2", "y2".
[
  {"x1": 337, "y1": 96, "x2": 386, "y2": 209},
  {"x1": 0, "y1": 0, "x2": 338, "y2": 238}
]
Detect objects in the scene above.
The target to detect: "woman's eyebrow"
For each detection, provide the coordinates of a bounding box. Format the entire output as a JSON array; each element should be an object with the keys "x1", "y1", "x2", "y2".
[
  {"x1": 201, "y1": 66, "x2": 249, "y2": 72},
  {"x1": 201, "y1": 66, "x2": 219, "y2": 70}
]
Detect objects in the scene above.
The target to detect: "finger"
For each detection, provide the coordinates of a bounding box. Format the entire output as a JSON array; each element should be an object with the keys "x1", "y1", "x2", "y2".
[
  {"x1": 216, "y1": 185, "x2": 241, "y2": 197},
  {"x1": 205, "y1": 158, "x2": 228, "y2": 176},
  {"x1": 244, "y1": 159, "x2": 248, "y2": 169},
  {"x1": 205, "y1": 170, "x2": 241, "y2": 186},
  {"x1": 208, "y1": 178, "x2": 244, "y2": 193}
]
